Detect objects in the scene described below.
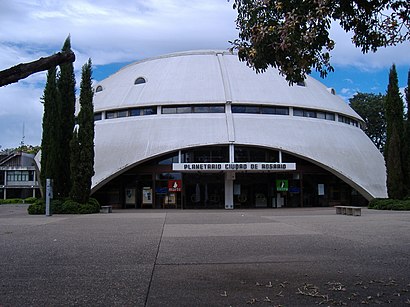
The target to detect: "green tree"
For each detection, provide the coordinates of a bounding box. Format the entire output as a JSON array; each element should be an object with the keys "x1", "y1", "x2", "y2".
[
  {"x1": 231, "y1": 0, "x2": 410, "y2": 84},
  {"x1": 70, "y1": 59, "x2": 94, "y2": 204},
  {"x1": 349, "y1": 93, "x2": 386, "y2": 152},
  {"x1": 40, "y1": 67, "x2": 60, "y2": 195},
  {"x1": 385, "y1": 64, "x2": 405, "y2": 199},
  {"x1": 56, "y1": 36, "x2": 76, "y2": 198}
]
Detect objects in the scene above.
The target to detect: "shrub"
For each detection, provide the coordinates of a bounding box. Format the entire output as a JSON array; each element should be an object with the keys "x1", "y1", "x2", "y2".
[
  {"x1": 24, "y1": 197, "x2": 37, "y2": 204},
  {"x1": 0, "y1": 198, "x2": 23, "y2": 204},
  {"x1": 51, "y1": 199, "x2": 64, "y2": 214},
  {"x1": 61, "y1": 199, "x2": 81, "y2": 213},
  {"x1": 60, "y1": 198, "x2": 100, "y2": 214},
  {"x1": 1, "y1": 197, "x2": 38, "y2": 205},
  {"x1": 27, "y1": 198, "x2": 100, "y2": 215},
  {"x1": 27, "y1": 202, "x2": 45, "y2": 215},
  {"x1": 369, "y1": 198, "x2": 410, "y2": 210}
]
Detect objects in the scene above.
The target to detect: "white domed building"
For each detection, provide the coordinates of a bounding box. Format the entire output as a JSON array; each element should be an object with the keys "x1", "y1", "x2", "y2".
[{"x1": 90, "y1": 50, "x2": 387, "y2": 209}]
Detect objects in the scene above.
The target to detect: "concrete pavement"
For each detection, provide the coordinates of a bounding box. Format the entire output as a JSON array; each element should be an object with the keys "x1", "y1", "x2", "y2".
[{"x1": 0, "y1": 205, "x2": 409, "y2": 306}]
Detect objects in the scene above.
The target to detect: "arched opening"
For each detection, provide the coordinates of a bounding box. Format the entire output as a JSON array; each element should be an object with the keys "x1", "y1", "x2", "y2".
[{"x1": 92, "y1": 145, "x2": 367, "y2": 209}]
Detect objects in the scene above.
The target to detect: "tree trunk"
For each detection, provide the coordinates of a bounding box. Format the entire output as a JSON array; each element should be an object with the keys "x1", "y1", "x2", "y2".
[{"x1": 0, "y1": 51, "x2": 75, "y2": 87}]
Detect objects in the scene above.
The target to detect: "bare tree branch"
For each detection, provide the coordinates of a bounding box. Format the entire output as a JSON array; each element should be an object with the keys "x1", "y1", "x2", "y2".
[{"x1": 0, "y1": 50, "x2": 75, "y2": 87}]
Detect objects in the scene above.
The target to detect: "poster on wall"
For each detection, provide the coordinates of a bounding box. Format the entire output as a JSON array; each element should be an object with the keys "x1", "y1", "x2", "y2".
[
  {"x1": 276, "y1": 180, "x2": 289, "y2": 192},
  {"x1": 165, "y1": 193, "x2": 176, "y2": 205},
  {"x1": 142, "y1": 187, "x2": 153, "y2": 204},
  {"x1": 125, "y1": 188, "x2": 136, "y2": 204},
  {"x1": 318, "y1": 184, "x2": 325, "y2": 196}
]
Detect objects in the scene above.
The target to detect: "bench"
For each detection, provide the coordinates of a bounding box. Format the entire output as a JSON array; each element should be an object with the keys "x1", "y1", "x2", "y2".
[
  {"x1": 335, "y1": 206, "x2": 361, "y2": 216},
  {"x1": 100, "y1": 205, "x2": 112, "y2": 213}
]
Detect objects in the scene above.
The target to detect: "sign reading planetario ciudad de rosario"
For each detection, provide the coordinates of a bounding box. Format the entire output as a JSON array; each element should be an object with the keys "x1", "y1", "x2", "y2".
[{"x1": 172, "y1": 162, "x2": 296, "y2": 172}]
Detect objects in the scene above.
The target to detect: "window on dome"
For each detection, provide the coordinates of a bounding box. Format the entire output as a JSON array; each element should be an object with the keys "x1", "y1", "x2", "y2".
[
  {"x1": 162, "y1": 104, "x2": 225, "y2": 114},
  {"x1": 94, "y1": 112, "x2": 102, "y2": 121},
  {"x1": 305, "y1": 110, "x2": 317, "y2": 118},
  {"x1": 293, "y1": 108, "x2": 304, "y2": 117},
  {"x1": 162, "y1": 107, "x2": 177, "y2": 114},
  {"x1": 96, "y1": 85, "x2": 103, "y2": 92},
  {"x1": 129, "y1": 108, "x2": 141, "y2": 116},
  {"x1": 209, "y1": 106, "x2": 225, "y2": 113},
  {"x1": 117, "y1": 110, "x2": 128, "y2": 118},
  {"x1": 338, "y1": 114, "x2": 359, "y2": 126},
  {"x1": 232, "y1": 105, "x2": 289, "y2": 115},
  {"x1": 106, "y1": 111, "x2": 117, "y2": 119},
  {"x1": 231, "y1": 105, "x2": 246, "y2": 113},
  {"x1": 142, "y1": 107, "x2": 156, "y2": 115},
  {"x1": 297, "y1": 81, "x2": 306, "y2": 86},
  {"x1": 176, "y1": 106, "x2": 191, "y2": 114},
  {"x1": 260, "y1": 106, "x2": 289, "y2": 115},
  {"x1": 231, "y1": 105, "x2": 259, "y2": 114},
  {"x1": 135, "y1": 77, "x2": 146, "y2": 85}
]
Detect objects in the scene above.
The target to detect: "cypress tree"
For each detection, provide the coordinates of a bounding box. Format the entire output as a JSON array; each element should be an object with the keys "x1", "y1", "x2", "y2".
[
  {"x1": 57, "y1": 35, "x2": 76, "y2": 198},
  {"x1": 384, "y1": 64, "x2": 405, "y2": 199},
  {"x1": 70, "y1": 59, "x2": 94, "y2": 204},
  {"x1": 40, "y1": 67, "x2": 60, "y2": 195}
]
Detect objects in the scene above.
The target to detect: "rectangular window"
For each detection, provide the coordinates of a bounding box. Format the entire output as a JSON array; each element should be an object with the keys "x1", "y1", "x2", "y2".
[
  {"x1": 193, "y1": 106, "x2": 209, "y2": 113},
  {"x1": 94, "y1": 112, "x2": 102, "y2": 121},
  {"x1": 317, "y1": 112, "x2": 326, "y2": 119},
  {"x1": 176, "y1": 106, "x2": 192, "y2": 114},
  {"x1": 261, "y1": 107, "x2": 276, "y2": 114},
  {"x1": 7, "y1": 171, "x2": 31, "y2": 182},
  {"x1": 117, "y1": 110, "x2": 128, "y2": 118},
  {"x1": 245, "y1": 106, "x2": 259, "y2": 113},
  {"x1": 304, "y1": 110, "x2": 316, "y2": 118},
  {"x1": 106, "y1": 111, "x2": 116, "y2": 119},
  {"x1": 231, "y1": 105, "x2": 246, "y2": 113},
  {"x1": 162, "y1": 107, "x2": 177, "y2": 114},
  {"x1": 209, "y1": 106, "x2": 225, "y2": 113},
  {"x1": 261, "y1": 106, "x2": 289, "y2": 115},
  {"x1": 275, "y1": 107, "x2": 289, "y2": 115},
  {"x1": 293, "y1": 108, "x2": 304, "y2": 117},
  {"x1": 129, "y1": 108, "x2": 141, "y2": 116},
  {"x1": 231, "y1": 105, "x2": 260, "y2": 114},
  {"x1": 326, "y1": 113, "x2": 335, "y2": 121},
  {"x1": 142, "y1": 107, "x2": 156, "y2": 115}
]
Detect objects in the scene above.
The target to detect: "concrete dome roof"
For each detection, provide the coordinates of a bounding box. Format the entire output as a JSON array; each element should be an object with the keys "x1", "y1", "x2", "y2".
[
  {"x1": 91, "y1": 50, "x2": 387, "y2": 200},
  {"x1": 93, "y1": 50, "x2": 360, "y2": 119}
]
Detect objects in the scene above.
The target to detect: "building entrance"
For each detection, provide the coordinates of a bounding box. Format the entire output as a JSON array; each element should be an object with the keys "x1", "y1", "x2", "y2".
[{"x1": 183, "y1": 173, "x2": 224, "y2": 208}]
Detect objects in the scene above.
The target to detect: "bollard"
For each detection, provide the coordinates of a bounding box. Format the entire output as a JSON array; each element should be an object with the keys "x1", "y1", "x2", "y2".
[{"x1": 45, "y1": 178, "x2": 53, "y2": 216}]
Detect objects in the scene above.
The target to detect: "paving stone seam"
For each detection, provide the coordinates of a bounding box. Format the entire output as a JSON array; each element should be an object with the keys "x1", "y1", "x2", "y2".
[{"x1": 144, "y1": 212, "x2": 167, "y2": 307}]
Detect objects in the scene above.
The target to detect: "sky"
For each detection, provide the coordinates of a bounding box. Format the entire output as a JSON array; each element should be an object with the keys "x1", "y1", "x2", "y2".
[{"x1": 0, "y1": 0, "x2": 409, "y2": 149}]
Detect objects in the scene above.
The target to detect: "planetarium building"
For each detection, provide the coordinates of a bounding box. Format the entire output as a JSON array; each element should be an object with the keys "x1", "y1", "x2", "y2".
[{"x1": 90, "y1": 50, "x2": 387, "y2": 209}]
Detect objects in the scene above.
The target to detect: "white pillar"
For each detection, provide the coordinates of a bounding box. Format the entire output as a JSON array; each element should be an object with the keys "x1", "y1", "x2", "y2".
[{"x1": 225, "y1": 172, "x2": 234, "y2": 209}]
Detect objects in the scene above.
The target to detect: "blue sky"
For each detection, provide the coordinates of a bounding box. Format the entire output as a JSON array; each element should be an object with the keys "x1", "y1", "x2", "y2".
[{"x1": 0, "y1": 0, "x2": 409, "y2": 149}]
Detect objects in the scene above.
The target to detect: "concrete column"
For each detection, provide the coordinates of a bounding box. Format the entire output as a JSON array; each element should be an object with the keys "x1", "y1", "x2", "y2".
[
  {"x1": 229, "y1": 144, "x2": 235, "y2": 163},
  {"x1": 225, "y1": 172, "x2": 234, "y2": 209}
]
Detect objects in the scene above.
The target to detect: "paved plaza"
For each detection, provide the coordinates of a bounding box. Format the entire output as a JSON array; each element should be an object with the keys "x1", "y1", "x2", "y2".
[{"x1": 0, "y1": 204, "x2": 409, "y2": 306}]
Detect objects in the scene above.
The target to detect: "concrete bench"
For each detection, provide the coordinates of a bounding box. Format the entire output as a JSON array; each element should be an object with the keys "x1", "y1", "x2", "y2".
[
  {"x1": 335, "y1": 206, "x2": 361, "y2": 216},
  {"x1": 100, "y1": 205, "x2": 112, "y2": 213}
]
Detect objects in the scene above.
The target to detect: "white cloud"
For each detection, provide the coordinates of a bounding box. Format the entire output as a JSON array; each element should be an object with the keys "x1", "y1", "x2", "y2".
[
  {"x1": 0, "y1": 1, "x2": 407, "y2": 147},
  {"x1": 0, "y1": 0, "x2": 237, "y2": 147},
  {"x1": 329, "y1": 22, "x2": 410, "y2": 70},
  {"x1": 0, "y1": 81, "x2": 44, "y2": 148}
]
